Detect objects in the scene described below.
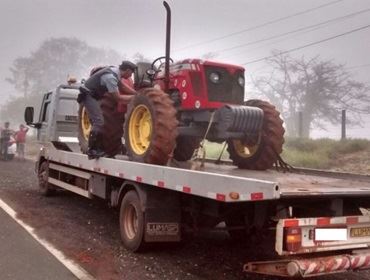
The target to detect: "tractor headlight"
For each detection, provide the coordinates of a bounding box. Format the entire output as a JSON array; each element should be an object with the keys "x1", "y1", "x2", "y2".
[
  {"x1": 237, "y1": 76, "x2": 245, "y2": 87},
  {"x1": 209, "y1": 72, "x2": 220, "y2": 83}
]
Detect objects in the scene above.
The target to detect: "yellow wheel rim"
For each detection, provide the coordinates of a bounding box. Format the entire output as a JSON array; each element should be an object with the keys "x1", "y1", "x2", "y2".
[
  {"x1": 233, "y1": 139, "x2": 259, "y2": 158},
  {"x1": 81, "y1": 107, "x2": 92, "y2": 140},
  {"x1": 128, "y1": 105, "x2": 153, "y2": 155}
]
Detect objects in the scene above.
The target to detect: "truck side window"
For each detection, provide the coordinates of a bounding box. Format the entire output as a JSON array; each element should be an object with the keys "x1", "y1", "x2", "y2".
[{"x1": 41, "y1": 102, "x2": 50, "y2": 122}]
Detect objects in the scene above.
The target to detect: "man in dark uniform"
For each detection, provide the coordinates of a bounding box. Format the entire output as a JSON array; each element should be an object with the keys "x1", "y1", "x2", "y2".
[
  {"x1": 78, "y1": 61, "x2": 137, "y2": 159},
  {"x1": 0, "y1": 121, "x2": 13, "y2": 161}
]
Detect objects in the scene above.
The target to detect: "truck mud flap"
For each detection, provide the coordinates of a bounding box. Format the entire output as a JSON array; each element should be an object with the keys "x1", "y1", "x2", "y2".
[
  {"x1": 143, "y1": 187, "x2": 181, "y2": 243},
  {"x1": 244, "y1": 250, "x2": 370, "y2": 277}
]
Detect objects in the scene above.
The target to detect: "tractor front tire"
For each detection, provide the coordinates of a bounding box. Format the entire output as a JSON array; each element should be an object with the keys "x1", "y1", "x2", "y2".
[
  {"x1": 124, "y1": 88, "x2": 178, "y2": 165},
  {"x1": 227, "y1": 99, "x2": 285, "y2": 170}
]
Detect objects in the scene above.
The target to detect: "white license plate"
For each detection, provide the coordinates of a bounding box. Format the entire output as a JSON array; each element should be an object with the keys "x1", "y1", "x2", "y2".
[{"x1": 315, "y1": 228, "x2": 348, "y2": 241}]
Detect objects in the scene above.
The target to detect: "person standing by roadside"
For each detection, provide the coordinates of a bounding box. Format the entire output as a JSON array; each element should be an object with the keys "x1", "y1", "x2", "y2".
[
  {"x1": 0, "y1": 121, "x2": 14, "y2": 161},
  {"x1": 15, "y1": 124, "x2": 29, "y2": 161}
]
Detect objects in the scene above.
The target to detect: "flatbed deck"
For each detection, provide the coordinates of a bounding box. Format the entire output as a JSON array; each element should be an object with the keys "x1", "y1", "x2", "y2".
[
  {"x1": 45, "y1": 146, "x2": 370, "y2": 202},
  {"x1": 202, "y1": 163, "x2": 370, "y2": 198}
]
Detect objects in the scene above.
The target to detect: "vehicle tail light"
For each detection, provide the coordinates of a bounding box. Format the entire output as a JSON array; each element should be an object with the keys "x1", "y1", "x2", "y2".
[{"x1": 284, "y1": 227, "x2": 302, "y2": 252}]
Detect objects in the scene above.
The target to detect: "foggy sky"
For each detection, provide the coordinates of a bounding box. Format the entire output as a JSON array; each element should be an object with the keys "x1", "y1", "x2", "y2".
[{"x1": 0, "y1": 0, "x2": 369, "y2": 138}]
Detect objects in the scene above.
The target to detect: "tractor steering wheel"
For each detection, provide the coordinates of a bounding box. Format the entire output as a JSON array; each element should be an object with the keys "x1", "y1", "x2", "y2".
[{"x1": 151, "y1": 56, "x2": 174, "y2": 72}]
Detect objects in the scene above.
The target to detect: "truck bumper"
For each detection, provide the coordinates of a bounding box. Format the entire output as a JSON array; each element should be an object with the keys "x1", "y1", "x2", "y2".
[{"x1": 245, "y1": 250, "x2": 370, "y2": 277}]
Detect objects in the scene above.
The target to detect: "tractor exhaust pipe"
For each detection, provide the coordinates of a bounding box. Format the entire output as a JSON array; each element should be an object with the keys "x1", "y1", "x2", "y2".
[{"x1": 163, "y1": 1, "x2": 171, "y2": 92}]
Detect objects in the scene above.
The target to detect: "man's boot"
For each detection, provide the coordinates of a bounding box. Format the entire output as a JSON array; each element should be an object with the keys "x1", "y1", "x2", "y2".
[{"x1": 87, "y1": 131, "x2": 105, "y2": 160}]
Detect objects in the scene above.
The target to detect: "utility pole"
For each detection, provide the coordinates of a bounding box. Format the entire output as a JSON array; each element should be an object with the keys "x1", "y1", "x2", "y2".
[
  {"x1": 341, "y1": 109, "x2": 346, "y2": 140},
  {"x1": 298, "y1": 111, "x2": 303, "y2": 138},
  {"x1": 23, "y1": 76, "x2": 29, "y2": 99}
]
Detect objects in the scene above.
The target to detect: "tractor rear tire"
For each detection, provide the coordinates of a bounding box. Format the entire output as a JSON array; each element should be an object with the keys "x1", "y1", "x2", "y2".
[
  {"x1": 124, "y1": 88, "x2": 178, "y2": 165},
  {"x1": 100, "y1": 95, "x2": 125, "y2": 157},
  {"x1": 77, "y1": 104, "x2": 90, "y2": 153},
  {"x1": 77, "y1": 94, "x2": 125, "y2": 157},
  {"x1": 227, "y1": 99, "x2": 285, "y2": 170},
  {"x1": 173, "y1": 136, "x2": 201, "y2": 161}
]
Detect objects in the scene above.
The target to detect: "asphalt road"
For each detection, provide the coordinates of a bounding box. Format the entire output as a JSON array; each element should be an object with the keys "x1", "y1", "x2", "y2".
[
  {"x1": 1, "y1": 159, "x2": 370, "y2": 280},
  {"x1": 0, "y1": 208, "x2": 77, "y2": 280}
]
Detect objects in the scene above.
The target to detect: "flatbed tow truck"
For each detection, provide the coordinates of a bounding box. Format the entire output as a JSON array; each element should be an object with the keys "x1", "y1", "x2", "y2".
[{"x1": 25, "y1": 84, "x2": 370, "y2": 278}]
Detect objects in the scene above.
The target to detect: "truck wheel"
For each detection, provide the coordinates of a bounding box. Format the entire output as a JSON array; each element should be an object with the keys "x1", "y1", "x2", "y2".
[
  {"x1": 119, "y1": 190, "x2": 146, "y2": 252},
  {"x1": 124, "y1": 88, "x2": 178, "y2": 165},
  {"x1": 38, "y1": 161, "x2": 55, "y2": 196},
  {"x1": 225, "y1": 216, "x2": 249, "y2": 241},
  {"x1": 227, "y1": 100, "x2": 285, "y2": 170},
  {"x1": 173, "y1": 136, "x2": 201, "y2": 161},
  {"x1": 77, "y1": 95, "x2": 125, "y2": 157}
]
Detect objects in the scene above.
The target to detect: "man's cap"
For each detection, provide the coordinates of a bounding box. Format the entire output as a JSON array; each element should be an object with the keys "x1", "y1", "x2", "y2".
[{"x1": 119, "y1": 61, "x2": 137, "y2": 71}]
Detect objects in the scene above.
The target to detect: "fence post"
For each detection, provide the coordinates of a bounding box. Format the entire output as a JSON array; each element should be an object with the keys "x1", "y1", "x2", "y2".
[
  {"x1": 298, "y1": 111, "x2": 303, "y2": 138},
  {"x1": 341, "y1": 110, "x2": 346, "y2": 140}
]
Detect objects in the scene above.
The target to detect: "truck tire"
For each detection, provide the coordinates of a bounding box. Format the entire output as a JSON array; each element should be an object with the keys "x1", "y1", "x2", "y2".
[
  {"x1": 173, "y1": 136, "x2": 201, "y2": 161},
  {"x1": 119, "y1": 190, "x2": 146, "y2": 252},
  {"x1": 77, "y1": 95, "x2": 125, "y2": 157},
  {"x1": 124, "y1": 88, "x2": 178, "y2": 165},
  {"x1": 38, "y1": 161, "x2": 55, "y2": 196},
  {"x1": 227, "y1": 99, "x2": 285, "y2": 170}
]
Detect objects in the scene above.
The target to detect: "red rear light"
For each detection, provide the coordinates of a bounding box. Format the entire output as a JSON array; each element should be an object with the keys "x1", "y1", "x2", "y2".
[{"x1": 284, "y1": 227, "x2": 302, "y2": 252}]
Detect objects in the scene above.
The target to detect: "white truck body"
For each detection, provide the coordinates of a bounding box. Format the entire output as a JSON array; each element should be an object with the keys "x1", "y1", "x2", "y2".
[{"x1": 27, "y1": 84, "x2": 370, "y2": 278}]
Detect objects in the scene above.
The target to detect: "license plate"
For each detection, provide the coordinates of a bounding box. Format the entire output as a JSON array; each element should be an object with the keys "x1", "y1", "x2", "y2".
[
  {"x1": 315, "y1": 228, "x2": 347, "y2": 241},
  {"x1": 350, "y1": 227, "x2": 370, "y2": 237}
]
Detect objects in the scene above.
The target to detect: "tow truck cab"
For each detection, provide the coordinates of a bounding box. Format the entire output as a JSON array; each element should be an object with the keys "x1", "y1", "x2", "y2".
[{"x1": 25, "y1": 84, "x2": 80, "y2": 143}]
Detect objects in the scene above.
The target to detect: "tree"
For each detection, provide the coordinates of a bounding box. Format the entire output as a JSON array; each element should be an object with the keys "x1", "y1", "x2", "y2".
[
  {"x1": 3, "y1": 37, "x2": 123, "y2": 124},
  {"x1": 251, "y1": 52, "x2": 370, "y2": 137}
]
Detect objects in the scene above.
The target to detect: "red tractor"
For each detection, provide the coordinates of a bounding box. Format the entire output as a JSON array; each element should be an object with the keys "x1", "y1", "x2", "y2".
[{"x1": 78, "y1": 1, "x2": 284, "y2": 170}]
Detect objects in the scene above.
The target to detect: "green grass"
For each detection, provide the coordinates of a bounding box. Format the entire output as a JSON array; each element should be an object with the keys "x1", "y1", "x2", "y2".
[
  {"x1": 282, "y1": 137, "x2": 370, "y2": 169},
  {"x1": 202, "y1": 141, "x2": 230, "y2": 160},
  {"x1": 203, "y1": 137, "x2": 370, "y2": 169}
]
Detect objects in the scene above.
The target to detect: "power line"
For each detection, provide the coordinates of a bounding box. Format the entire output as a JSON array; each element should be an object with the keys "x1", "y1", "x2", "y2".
[
  {"x1": 222, "y1": 23, "x2": 331, "y2": 61},
  {"x1": 173, "y1": 0, "x2": 345, "y2": 52},
  {"x1": 242, "y1": 23, "x2": 370, "y2": 65},
  {"x1": 346, "y1": 63, "x2": 370, "y2": 70},
  {"x1": 215, "y1": 7, "x2": 370, "y2": 54}
]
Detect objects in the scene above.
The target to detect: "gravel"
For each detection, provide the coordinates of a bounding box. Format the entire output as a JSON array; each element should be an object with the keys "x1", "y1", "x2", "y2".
[{"x1": 0, "y1": 159, "x2": 369, "y2": 280}]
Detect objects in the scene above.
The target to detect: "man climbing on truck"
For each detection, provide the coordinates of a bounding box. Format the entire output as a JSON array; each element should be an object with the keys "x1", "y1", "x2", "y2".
[{"x1": 78, "y1": 61, "x2": 138, "y2": 159}]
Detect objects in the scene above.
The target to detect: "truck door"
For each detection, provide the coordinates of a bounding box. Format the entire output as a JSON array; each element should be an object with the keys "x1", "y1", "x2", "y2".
[{"x1": 37, "y1": 92, "x2": 52, "y2": 142}]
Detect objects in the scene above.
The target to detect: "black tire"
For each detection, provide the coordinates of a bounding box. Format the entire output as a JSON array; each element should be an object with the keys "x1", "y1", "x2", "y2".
[
  {"x1": 7, "y1": 154, "x2": 14, "y2": 161},
  {"x1": 227, "y1": 99, "x2": 285, "y2": 170},
  {"x1": 38, "y1": 161, "x2": 55, "y2": 196},
  {"x1": 173, "y1": 136, "x2": 201, "y2": 161},
  {"x1": 100, "y1": 95, "x2": 125, "y2": 157},
  {"x1": 124, "y1": 88, "x2": 178, "y2": 165},
  {"x1": 119, "y1": 190, "x2": 146, "y2": 252},
  {"x1": 77, "y1": 104, "x2": 89, "y2": 153},
  {"x1": 225, "y1": 216, "x2": 249, "y2": 241},
  {"x1": 77, "y1": 95, "x2": 125, "y2": 157}
]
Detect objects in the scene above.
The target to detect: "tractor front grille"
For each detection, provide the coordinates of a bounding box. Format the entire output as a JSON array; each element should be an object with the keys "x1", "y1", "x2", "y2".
[{"x1": 204, "y1": 66, "x2": 244, "y2": 104}]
